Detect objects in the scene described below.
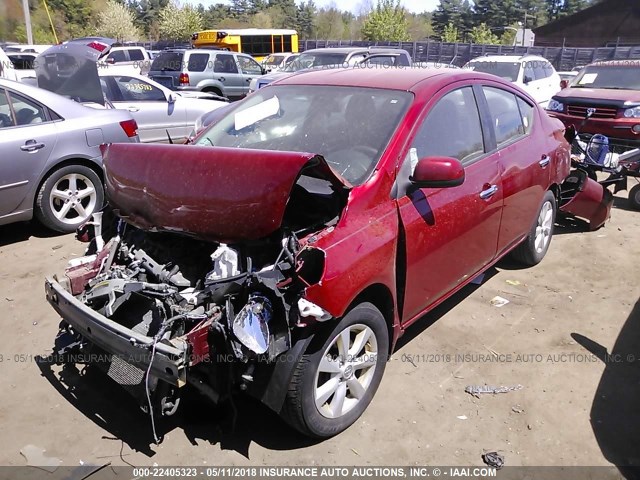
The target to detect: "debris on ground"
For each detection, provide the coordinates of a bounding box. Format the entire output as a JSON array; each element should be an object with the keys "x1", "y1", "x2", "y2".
[
  {"x1": 505, "y1": 280, "x2": 521, "y2": 286},
  {"x1": 511, "y1": 405, "x2": 524, "y2": 414},
  {"x1": 465, "y1": 384, "x2": 523, "y2": 398},
  {"x1": 456, "y1": 415, "x2": 468, "y2": 420},
  {"x1": 20, "y1": 445, "x2": 62, "y2": 472},
  {"x1": 482, "y1": 451, "x2": 505, "y2": 469},
  {"x1": 51, "y1": 244, "x2": 63, "y2": 250},
  {"x1": 490, "y1": 296, "x2": 510, "y2": 307}
]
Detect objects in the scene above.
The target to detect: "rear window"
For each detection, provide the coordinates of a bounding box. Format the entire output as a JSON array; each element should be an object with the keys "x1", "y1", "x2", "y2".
[
  {"x1": 151, "y1": 51, "x2": 184, "y2": 72},
  {"x1": 467, "y1": 61, "x2": 521, "y2": 82}
]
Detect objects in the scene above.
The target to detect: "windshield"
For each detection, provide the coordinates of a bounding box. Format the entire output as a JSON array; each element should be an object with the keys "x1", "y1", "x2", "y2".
[
  {"x1": 150, "y1": 51, "x2": 183, "y2": 72},
  {"x1": 572, "y1": 64, "x2": 640, "y2": 90},
  {"x1": 282, "y1": 52, "x2": 349, "y2": 72},
  {"x1": 467, "y1": 61, "x2": 521, "y2": 82},
  {"x1": 263, "y1": 54, "x2": 285, "y2": 66},
  {"x1": 195, "y1": 85, "x2": 412, "y2": 185}
]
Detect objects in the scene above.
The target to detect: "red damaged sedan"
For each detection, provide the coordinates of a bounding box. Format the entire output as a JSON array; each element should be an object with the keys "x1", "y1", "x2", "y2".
[{"x1": 45, "y1": 68, "x2": 604, "y2": 439}]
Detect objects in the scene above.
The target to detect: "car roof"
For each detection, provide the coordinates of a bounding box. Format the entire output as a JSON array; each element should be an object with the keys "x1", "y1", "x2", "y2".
[
  {"x1": 302, "y1": 47, "x2": 407, "y2": 55},
  {"x1": 274, "y1": 67, "x2": 494, "y2": 92},
  {"x1": 586, "y1": 60, "x2": 640, "y2": 67},
  {"x1": 0, "y1": 78, "x2": 97, "y2": 117}
]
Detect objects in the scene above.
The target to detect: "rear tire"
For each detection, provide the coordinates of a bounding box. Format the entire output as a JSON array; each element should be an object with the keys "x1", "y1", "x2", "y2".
[
  {"x1": 629, "y1": 184, "x2": 640, "y2": 211},
  {"x1": 203, "y1": 87, "x2": 224, "y2": 98},
  {"x1": 511, "y1": 190, "x2": 556, "y2": 266},
  {"x1": 35, "y1": 165, "x2": 104, "y2": 233},
  {"x1": 281, "y1": 302, "x2": 388, "y2": 438}
]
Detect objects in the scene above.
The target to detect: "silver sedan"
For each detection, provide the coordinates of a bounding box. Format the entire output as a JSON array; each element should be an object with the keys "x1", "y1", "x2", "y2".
[{"x1": 0, "y1": 78, "x2": 139, "y2": 232}]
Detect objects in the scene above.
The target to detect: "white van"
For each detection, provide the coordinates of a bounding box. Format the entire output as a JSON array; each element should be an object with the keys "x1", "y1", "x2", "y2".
[{"x1": 0, "y1": 47, "x2": 19, "y2": 82}]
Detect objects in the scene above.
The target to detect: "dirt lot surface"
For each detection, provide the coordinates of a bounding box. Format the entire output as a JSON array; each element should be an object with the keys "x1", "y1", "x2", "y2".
[{"x1": 0, "y1": 192, "x2": 639, "y2": 472}]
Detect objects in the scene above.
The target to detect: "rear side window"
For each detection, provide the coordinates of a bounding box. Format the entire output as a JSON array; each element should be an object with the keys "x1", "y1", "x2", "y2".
[
  {"x1": 151, "y1": 52, "x2": 184, "y2": 72},
  {"x1": 214, "y1": 54, "x2": 238, "y2": 73},
  {"x1": 8, "y1": 91, "x2": 47, "y2": 125},
  {"x1": 0, "y1": 89, "x2": 15, "y2": 128},
  {"x1": 483, "y1": 86, "x2": 526, "y2": 146},
  {"x1": 412, "y1": 87, "x2": 485, "y2": 165},
  {"x1": 112, "y1": 76, "x2": 166, "y2": 102},
  {"x1": 109, "y1": 50, "x2": 127, "y2": 63},
  {"x1": 128, "y1": 49, "x2": 145, "y2": 61},
  {"x1": 188, "y1": 53, "x2": 210, "y2": 72},
  {"x1": 517, "y1": 97, "x2": 534, "y2": 134}
]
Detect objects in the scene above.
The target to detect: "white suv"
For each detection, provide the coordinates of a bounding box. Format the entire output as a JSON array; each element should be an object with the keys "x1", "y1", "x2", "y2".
[
  {"x1": 464, "y1": 54, "x2": 561, "y2": 107},
  {"x1": 101, "y1": 46, "x2": 151, "y2": 76}
]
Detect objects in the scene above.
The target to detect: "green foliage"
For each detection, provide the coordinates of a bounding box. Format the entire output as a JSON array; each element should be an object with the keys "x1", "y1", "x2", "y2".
[
  {"x1": 441, "y1": 22, "x2": 459, "y2": 42},
  {"x1": 361, "y1": 0, "x2": 410, "y2": 42},
  {"x1": 96, "y1": 0, "x2": 141, "y2": 42},
  {"x1": 469, "y1": 23, "x2": 500, "y2": 44},
  {"x1": 158, "y1": 1, "x2": 203, "y2": 41}
]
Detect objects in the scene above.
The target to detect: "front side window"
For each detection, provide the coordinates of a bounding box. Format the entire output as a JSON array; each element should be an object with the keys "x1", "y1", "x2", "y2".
[
  {"x1": 108, "y1": 50, "x2": 127, "y2": 63},
  {"x1": 237, "y1": 55, "x2": 262, "y2": 75},
  {"x1": 112, "y1": 76, "x2": 166, "y2": 102},
  {"x1": 411, "y1": 87, "x2": 485, "y2": 165},
  {"x1": 483, "y1": 86, "x2": 526, "y2": 146},
  {"x1": 128, "y1": 49, "x2": 145, "y2": 61},
  {"x1": 195, "y1": 85, "x2": 412, "y2": 186}
]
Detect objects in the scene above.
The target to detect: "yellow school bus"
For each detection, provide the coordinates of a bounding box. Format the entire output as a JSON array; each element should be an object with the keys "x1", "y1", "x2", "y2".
[{"x1": 191, "y1": 28, "x2": 298, "y2": 62}]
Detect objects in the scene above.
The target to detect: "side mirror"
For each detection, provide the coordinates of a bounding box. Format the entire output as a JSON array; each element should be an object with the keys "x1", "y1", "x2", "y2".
[
  {"x1": 564, "y1": 125, "x2": 577, "y2": 144},
  {"x1": 523, "y1": 75, "x2": 533, "y2": 84},
  {"x1": 261, "y1": 66, "x2": 267, "y2": 75},
  {"x1": 167, "y1": 93, "x2": 176, "y2": 104},
  {"x1": 411, "y1": 156, "x2": 465, "y2": 188},
  {"x1": 560, "y1": 79, "x2": 569, "y2": 89},
  {"x1": 106, "y1": 57, "x2": 116, "y2": 65}
]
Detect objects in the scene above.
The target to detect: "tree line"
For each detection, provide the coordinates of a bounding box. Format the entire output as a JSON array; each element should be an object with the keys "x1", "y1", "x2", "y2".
[{"x1": 0, "y1": 0, "x2": 603, "y2": 45}]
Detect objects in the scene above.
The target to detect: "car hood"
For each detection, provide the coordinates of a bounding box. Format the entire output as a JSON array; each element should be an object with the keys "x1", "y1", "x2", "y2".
[
  {"x1": 554, "y1": 87, "x2": 640, "y2": 107},
  {"x1": 101, "y1": 143, "x2": 351, "y2": 242},
  {"x1": 35, "y1": 43, "x2": 107, "y2": 105}
]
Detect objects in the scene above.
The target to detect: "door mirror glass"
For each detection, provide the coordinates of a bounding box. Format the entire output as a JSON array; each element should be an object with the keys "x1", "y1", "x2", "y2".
[
  {"x1": 411, "y1": 156, "x2": 465, "y2": 188},
  {"x1": 167, "y1": 93, "x2": 176, "y2": 104},
  {"x1": 560, "y1": 79, "x2": 569, "y2": 89}
]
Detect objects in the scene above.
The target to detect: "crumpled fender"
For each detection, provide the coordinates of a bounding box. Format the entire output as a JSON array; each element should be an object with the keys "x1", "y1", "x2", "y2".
[{"x1": 559, "y1": 169, "x2": 613, "y2": 230}]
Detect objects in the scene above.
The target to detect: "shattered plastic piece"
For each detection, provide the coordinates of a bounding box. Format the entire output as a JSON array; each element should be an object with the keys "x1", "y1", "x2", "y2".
[
  {"x1": 20, "y1": 445, "x2": 62, "y2": 473},
  {"x1": 298, "y1": 298, "x2": 332, "y2": 322},
  {"x1": 465, "y1": 384, "x2": 523, "y2": 397},
  {"x1": 512, "y1": 405, "x2": 524, "y2": 414},
  {"x1": 490, "y1": 296, "x2": 510, "y2": 307},
  {"x1": 505, "y1": 280, "x2": 521, "y2": 286},
  {"x1": 233, "y1": 295, "x2": 272, "y2": 354},
  {"x1": 456, "y1": 415, "x2": 468, "y2": 420},
  {"x1": 207, "y1": 243, "x2": 240, "y2": 281},
  {"x1": 482, "y1": 452, "x2": 504, "y2": 469}
]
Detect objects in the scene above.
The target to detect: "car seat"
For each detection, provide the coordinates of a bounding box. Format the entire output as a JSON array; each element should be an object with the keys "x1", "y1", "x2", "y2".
[{"x1": 15, "y1": 107, "x2": 38, "y2": 126}]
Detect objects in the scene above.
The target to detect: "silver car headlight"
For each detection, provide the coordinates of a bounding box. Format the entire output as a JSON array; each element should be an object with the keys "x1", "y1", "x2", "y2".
[
  {"x1": 623, "y1": 106, "x2": 640, "y2": 118},
  {"x1": 547, "y1": 99, "x2": 564, "y2": 112}
]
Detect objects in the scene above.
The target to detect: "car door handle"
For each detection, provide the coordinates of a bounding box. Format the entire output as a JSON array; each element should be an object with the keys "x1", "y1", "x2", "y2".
[
  {"x1": 218, "y1": 77, "x2": 226, "y2": 82},
  {"x1": 20, "y1": 140, "x2": 45, "y2": 152},
  {"x1": 539, "y1": 155, "x2": 550, "y2": 167},
  {"x1": 479, "y1": 184, "x2": 499, "y2": 200},
  {"x1": 127, "y1": 106, "x2": 140, "y2": 112}
]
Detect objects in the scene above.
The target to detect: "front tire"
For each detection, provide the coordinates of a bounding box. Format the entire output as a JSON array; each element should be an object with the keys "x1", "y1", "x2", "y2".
[
  {"x1": 629, "y1": 184, "x2": 640, "y2": 211},
  {"x1": 511, "y1": 190, "x2": 556, "y2": 266},
  {"x1": 35, "y1": 165, "x2": 104, "y2": 233},
  {"x1": 282, "y1": 302, "x2": 389, "y2": 438}
]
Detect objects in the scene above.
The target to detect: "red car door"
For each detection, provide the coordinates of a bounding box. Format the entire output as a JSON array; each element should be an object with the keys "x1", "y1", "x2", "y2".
[
  {"x1": 397, "y1": 85, "x2": 503, "y2": 324},
  {"x1": 480, "y1": 86, "x2": 550, "y2": 253}
]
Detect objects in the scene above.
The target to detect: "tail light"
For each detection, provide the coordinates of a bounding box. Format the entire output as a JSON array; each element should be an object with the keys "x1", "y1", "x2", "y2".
[
  {"x1": 119, "y1": 119, "x2": 138, "y2": 138},
  {"x1": 179, "y1": 73, "x2": 190, "y2": 85}
]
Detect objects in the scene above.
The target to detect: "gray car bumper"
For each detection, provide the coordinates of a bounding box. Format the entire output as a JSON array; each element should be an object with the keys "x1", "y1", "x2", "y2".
[{"x1": 45, "y1": 277, "x2": 187, "y2": 386}]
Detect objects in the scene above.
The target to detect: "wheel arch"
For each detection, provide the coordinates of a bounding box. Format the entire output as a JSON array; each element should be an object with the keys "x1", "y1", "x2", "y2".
[{"x1": 344, "y1": 283, "x2": 396, "y2": 354}]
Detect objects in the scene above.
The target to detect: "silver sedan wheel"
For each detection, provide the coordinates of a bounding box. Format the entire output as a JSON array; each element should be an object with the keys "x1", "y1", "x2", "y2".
[
  {"x1": 314, "y1": 323, "x2": 378, "y2": 419},
  {"x1": 535, "y1": 200, "x2": 554, "y2": 253},
  {"x1": 49, "y1": 173, "x2": 97, "y2": 225}
]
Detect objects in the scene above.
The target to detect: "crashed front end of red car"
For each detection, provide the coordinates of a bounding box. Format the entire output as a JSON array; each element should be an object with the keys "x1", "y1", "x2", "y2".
[{"x1": 45, "y1": 143, "x2": 350, "y2": 422}]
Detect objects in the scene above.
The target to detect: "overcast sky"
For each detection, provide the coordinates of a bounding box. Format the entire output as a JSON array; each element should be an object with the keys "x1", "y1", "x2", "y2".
[{"x1": 186, "y1": 0, "x2": 439, "y2": 14}]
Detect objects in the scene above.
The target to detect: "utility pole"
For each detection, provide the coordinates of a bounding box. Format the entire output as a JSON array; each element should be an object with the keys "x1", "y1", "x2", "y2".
[
  {"x1": 22, "y1": 0, "x2": 34, "y2": 44},
  {"x1": 522, "y1": 11, "x2": 528, "y2": 46}
]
